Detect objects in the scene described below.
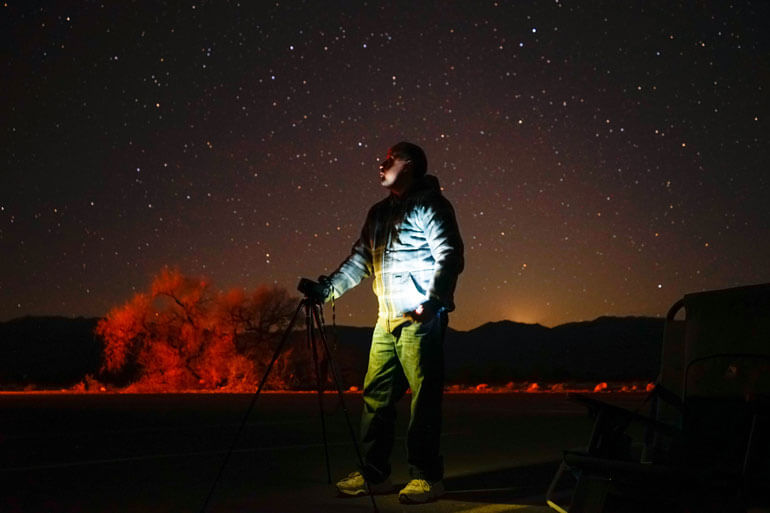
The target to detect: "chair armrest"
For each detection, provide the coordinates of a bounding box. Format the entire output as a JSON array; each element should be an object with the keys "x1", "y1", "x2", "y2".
[{"x1": 567, "y1": 393, "x2": 681, "y2": 455}]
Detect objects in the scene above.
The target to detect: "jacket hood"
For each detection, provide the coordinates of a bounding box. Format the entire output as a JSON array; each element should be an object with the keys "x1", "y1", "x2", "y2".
[
  {"x1": 418, "y1": 174, "x2": 441, "y2": 193},
  {"x1": 396, "y1": 174, "x2": 441, "y2": 201}
]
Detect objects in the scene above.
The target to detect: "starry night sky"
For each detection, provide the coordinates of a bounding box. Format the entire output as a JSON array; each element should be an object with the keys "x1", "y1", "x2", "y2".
[{"x1": 2, "y1": 1, "x2": 769, "y2": 330}]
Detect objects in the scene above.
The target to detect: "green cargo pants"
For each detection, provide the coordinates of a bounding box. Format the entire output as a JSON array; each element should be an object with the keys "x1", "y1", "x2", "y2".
[{"x1": 359, "y1": 312, "x2": 447, "y2": 483}]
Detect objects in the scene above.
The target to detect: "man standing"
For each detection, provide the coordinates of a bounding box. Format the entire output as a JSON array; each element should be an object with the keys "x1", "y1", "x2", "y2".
[{"x1": 319, "y1": 141, "x2": 464, "y2": 503}]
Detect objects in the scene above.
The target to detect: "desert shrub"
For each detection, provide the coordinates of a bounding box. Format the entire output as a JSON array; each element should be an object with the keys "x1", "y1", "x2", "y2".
[{"x1": 96, "y1": 268, "x2": 298, "y2": 391}]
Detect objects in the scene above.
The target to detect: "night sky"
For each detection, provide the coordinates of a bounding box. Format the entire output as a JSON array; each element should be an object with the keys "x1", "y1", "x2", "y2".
[{"x1": 2, "y1": 1, "x2": 768, "y2": 330}]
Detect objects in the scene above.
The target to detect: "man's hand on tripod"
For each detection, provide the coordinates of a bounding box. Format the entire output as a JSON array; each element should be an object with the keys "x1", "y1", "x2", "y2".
[{"x1": 298, "y1": 276, "x2": 332, "y2": 303}]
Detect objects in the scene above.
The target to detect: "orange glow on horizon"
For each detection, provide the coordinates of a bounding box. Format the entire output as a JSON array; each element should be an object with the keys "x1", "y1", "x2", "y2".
[{"x1": 503, "y1": 305, "x2": 545, "y2": 326}]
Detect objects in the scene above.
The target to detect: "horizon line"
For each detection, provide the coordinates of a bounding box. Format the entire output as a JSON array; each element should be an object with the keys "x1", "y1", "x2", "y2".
[{"x1": 0, "y1": 312, "x2": 665, "y2": 331}]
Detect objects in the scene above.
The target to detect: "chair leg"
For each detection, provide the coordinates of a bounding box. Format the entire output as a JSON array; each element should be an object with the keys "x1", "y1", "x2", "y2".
[
  {"x1": 569, "y1": 475, "x2": 610, "y2": 513},
  {"x1": 547, "y1": 461, "x2": 611, "y2": 513},
  {"x1": 546, "y1": 461, "x2": 571, "y2": 513}
]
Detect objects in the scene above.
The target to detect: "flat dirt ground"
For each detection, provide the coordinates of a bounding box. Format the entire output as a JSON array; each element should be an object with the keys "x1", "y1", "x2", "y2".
[{"x1": 0, "y1": 392, "x2": 647, "y2": 513}]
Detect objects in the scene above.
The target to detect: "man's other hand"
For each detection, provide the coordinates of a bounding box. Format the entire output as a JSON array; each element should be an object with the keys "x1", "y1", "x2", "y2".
[{"x1": 405, "y1": 301, "x2": 438, "y2": 323}]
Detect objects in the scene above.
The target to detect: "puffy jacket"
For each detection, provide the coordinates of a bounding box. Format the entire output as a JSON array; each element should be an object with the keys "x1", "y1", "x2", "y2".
[{"x1": 328, "y1": 175, "x2": 464, "y2": 330}]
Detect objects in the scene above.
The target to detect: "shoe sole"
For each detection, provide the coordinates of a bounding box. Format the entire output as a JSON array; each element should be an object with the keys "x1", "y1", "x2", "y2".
[
  {"x1": 338, "y1": 489, "x2": 368, "y2": 497},
  {"x1": 337, "y1": 486, "x2": 396, "y2": 497},
  {"x1": 398, "y1": 493, "x2": 442, "y2": 504}
]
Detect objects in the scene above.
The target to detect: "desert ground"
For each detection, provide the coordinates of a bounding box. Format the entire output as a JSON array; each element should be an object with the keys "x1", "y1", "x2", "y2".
[{"x1": 1, "y1": 391, "x2": 647, "y2": 513}]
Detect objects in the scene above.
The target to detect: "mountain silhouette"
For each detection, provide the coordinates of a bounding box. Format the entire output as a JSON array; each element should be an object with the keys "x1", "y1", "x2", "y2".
[
  {"x1": 327, "y1": 316, "x2": 664, "y2": 386},
  {"x1": 0, "y1": 316, "x2": 101, "y2": 387},
  {"x1": 0, "y1": 316, "x2": 664, "y2": 389}
]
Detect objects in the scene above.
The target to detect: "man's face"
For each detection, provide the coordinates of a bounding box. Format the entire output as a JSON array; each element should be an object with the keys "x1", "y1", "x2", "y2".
[{"x1": 379, "y1": 151, "x2": 411, "y2": 191}]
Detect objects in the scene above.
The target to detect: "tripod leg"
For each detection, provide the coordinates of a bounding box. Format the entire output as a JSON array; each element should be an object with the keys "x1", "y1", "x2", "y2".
[
  {"x1": 307, "y1": 302, "x2": 332, "y2": 484},
  {"x1": 199, "y1": 299, "x2": 305, "y2": 513},
  {"x1": 311, "y1": 304, "x2": 379, "y2": 513}
]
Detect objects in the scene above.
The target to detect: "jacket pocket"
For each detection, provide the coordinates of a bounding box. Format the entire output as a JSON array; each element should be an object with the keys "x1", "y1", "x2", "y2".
[{"x1": 408, "y1": 269, "x2": 431, "y2": 297}]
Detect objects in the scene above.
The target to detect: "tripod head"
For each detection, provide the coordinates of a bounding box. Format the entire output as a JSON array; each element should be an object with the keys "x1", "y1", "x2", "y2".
[{"x1": 297, "y1": 277, "x2": 331, "y2": 304}]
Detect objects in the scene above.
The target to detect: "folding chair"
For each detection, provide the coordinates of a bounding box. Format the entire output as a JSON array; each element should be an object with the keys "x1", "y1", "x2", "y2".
[{"x1": 546, "y1": 283, "x2": 770, "y2": 513}]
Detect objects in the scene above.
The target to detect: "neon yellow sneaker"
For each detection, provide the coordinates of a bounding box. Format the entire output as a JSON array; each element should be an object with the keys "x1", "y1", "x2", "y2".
[
  {"x1": 336, "y1": 471, "x2": 395, "y2": 496},
  {"x1": 398, "y1": 478, "x2": 445, "y2": 503}
]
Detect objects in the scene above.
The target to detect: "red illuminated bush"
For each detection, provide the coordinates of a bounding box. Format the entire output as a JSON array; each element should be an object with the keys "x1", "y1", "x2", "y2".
[{"x1": 96, "y1": 268, "x2": 297, "y2": 391}]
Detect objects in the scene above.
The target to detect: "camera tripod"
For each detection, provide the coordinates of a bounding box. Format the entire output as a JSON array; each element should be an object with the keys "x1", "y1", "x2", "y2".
[{"x1": 200, "y1": 295, "x2": 378, "y2": 512}]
